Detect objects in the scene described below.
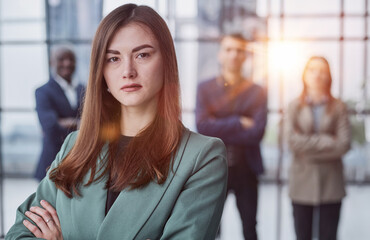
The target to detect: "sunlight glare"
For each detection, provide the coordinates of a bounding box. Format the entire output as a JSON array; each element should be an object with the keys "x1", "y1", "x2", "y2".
[{"x1": 268, "y1": 41, "x2": 305, "y2": 75}]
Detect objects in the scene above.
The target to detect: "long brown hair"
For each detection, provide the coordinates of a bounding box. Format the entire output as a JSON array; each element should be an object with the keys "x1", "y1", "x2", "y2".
[
  {"x1": 299, "y1": 56, "x2": 334, "y2": 106},
  {"x1": 49, "y1": 4, "x2": 183, "y2": 198}
]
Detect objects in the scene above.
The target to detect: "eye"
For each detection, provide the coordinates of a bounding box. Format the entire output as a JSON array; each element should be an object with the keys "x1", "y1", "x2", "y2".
[
  {"x1": 137, "y1": 52, "x2": 150, "y2": 59},
  {"x1": 237, "y1": 49, "x2": 245, "y2": 55},
  {"x1": 307, "y1": 67, "x2": 315, "y2": 72},
  {"x1": 107, "y1": 57, "x2": 119, "y2": 63}
]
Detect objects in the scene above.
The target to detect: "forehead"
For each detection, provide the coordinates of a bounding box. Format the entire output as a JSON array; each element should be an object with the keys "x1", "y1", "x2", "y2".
[
  {"x1": 307, "y1": 59, "x2": 328, "y2": 69},
  {"x1": 54, "y1": 50, "x2": 75, "y2": 60},
  {"x1": 220, "y1": 36, "x2": 247, "y2": 50},
  {"x1": 108, "y1": 23, "x2": 158, "y2": 49}
]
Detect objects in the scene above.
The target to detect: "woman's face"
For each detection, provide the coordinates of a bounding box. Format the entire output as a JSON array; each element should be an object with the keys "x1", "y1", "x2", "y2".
[
  {"x1": 103, "y1": 23, "x2": 164, "y2": 112},
  {"x1": 304, "y1": 58, "x2": 330, "y2": 92}
]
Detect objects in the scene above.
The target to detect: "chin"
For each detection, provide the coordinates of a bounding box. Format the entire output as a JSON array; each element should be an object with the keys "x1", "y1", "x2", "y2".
[{"x1": 120, "y1": 100, "x2": 142, "y2": 108}]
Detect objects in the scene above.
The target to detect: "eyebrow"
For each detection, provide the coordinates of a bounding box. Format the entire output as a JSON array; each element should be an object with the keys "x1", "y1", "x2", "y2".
[
  {"x1": 132, "y1": 44, "x2": 154, "y2": 52},
  {"x1": 224, "y1": 46, "x2": 246, "y2": 51},
  {"x1": 106, "y1": 44, "x2": 154, "y2": 55}
]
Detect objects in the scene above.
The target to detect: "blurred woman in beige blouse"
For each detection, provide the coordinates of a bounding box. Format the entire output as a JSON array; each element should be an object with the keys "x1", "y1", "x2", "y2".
[{"x1": 286, "y1": 56, "x2": 351, "y2": 240}]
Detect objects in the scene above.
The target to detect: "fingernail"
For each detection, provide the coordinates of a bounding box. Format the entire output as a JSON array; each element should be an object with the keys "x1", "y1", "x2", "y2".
[
  {"x1": 25, "y1": 211, "x2": 29, "y2": 215},
  {"x1": 30, "y1": 207, "x2": 34, "y2": 211}
]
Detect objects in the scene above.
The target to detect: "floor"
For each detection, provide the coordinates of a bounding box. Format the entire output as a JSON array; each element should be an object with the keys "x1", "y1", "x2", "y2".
[{"x1": 1, "y1": 178, "x2": 370, "y2": 239}]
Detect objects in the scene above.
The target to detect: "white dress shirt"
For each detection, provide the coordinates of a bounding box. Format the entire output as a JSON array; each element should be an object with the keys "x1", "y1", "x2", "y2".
[{"x1": 54, "y1": 74, "x2": 79, "y2": 109}]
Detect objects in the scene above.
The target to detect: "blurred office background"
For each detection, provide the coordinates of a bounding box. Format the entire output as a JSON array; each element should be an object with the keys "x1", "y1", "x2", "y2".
[{"x1": 1, "y1": 0, "x2": 369, "y2": 239}]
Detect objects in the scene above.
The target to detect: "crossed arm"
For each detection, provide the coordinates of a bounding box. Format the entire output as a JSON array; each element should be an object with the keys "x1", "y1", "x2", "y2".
[
  {"x1": 5, "y1": 133, "x2": 75, "y2": 240},
  {"x1": 35, "y1": 89, "x2": 78, "y2": 140},
  {"x1": 285, "y1": 101, "x2": 351, "y2": 161},
  {"x1": 195, "y1": 86, "x2": 267, "y2": 146}
]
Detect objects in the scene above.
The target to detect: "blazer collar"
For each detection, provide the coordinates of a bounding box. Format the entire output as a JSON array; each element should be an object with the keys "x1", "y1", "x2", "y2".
[
  {"x1": 91, "y1": 130, "x2": 192, "y2": 239},
  {"x1": 299, "y1": 104, "x2": 328, "y2": 133},
  {"x1": 48, "y1": 78, "x2": 76, "y2": 111},
  {"x1": 305, "y1": 95, "x2": 328, "y2": 106}
]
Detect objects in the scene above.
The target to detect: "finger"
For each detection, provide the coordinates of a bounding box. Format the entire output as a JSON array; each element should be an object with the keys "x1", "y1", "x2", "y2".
[
  {"x1": 40, "y1": 200, "x2": 61, "y2": 227},
  {"x1": 29, "y1": 206, "x2": 53, "y2": 223},
  {"x1": 30, "y1": 206, "x2": 56, "y2": 231},
  {"x1": 24, "y1": 211, "x2": 49, "y2": 233},
  {"x1": 23, "y1": 219, "x2": 43, "y2": 238}
]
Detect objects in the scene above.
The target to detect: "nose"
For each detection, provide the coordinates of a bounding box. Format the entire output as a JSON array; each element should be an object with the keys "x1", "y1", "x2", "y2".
[
  {"x1": 312, "y1": 69, "x2": 322, "y2": 79},
  {"x1": 60, "y1": 57, "x2": 75, "y2": 67},
  {"x1": 122, "y1": 59, "x2": 137, "y2": 79},
  {"x1": 229, "y1": 49, "x2": 239, "y2": 59}
]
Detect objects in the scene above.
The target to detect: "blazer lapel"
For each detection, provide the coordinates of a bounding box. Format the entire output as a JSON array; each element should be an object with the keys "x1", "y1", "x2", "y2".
[
  {"x1": 49, "y1": 78, "x2": 74, "y2": 112},
  {"x1": 297, "y1": 105, "x2": 315, "y2": 134},
  {"x1": 96, "y1": 131, "x2": 191, "y2": 240},
  {"x1": 67, "y1": 145, "x2": 109, "y2": 239}
]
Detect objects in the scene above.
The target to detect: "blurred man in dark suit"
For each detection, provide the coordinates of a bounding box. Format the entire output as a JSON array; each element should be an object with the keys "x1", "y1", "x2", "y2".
[{"x1": 34, "y1": 46, "x2": 85, "y2": 181}]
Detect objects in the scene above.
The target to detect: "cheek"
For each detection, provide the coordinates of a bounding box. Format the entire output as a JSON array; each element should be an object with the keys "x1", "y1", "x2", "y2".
[
  {"x1": 320, "y1": 75, "x2": 329, "y2": 84},
  {"x1": 304, "y1": 77, "x2": 313, "y2": 88},
  {"x1": 152, "y1": 69, "x2": 164, "y2": 91},
  {"x1": 238, "y1": 54, "x2": 247, "y2": 62},
  {"x1": 151, "y1": 61, "x2": 164, "y2": 89},
  {"x1": 305, "y1": 73, "x2": 316, "y2": 84},
  {"x1": 103, "y1": 68, "x2": 115, "y2": 88}
]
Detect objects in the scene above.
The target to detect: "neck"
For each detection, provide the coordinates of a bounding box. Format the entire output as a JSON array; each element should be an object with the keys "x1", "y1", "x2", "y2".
[
  {"x1": 307, "y1": 89, "x2": 326, "y2": 104},
  {"x1": 64, "y1": 78, "x2": 72, "y2": 85},
  {"x1": 221, "y1": 70, "x2": 243, "y2": 86},
  {"x1": 120, "y1": 102, "x2": 157, "y2": 137},
  {"x1": 56, "y1": 74, "x2": 72, "y2": 85}
]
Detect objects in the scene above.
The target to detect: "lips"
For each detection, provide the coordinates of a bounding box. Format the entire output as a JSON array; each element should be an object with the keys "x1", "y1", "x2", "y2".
[{"x1": 121, "y1": 83, "x2": 142, "y2": 92}]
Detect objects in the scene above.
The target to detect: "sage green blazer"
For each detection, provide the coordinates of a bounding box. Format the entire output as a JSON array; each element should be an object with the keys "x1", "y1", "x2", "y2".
[{"x1": 6, "y1": 129, "x2": 227, "y2": 240}]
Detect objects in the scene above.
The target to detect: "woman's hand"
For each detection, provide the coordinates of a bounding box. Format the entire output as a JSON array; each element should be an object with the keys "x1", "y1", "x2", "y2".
[{"x1": 23, "y1": 200, "x2": 63, "y2": 240}]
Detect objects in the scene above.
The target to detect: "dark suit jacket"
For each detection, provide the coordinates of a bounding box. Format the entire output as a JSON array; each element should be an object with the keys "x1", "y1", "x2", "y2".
[
  {"x1": 196, "y1": 78, "x2": 267, "y2": 175},
  {"x1": 34, "y1": 77, "x2": 85, "y2": 180}
]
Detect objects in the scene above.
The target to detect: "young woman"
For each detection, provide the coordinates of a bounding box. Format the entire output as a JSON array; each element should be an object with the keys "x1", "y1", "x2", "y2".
[
  {"x1": 286, "y1": 56, "x2": 351, "y2": 240},
  {"x1": 6, "y1": 4, "x2": 227, "y2": 240}
]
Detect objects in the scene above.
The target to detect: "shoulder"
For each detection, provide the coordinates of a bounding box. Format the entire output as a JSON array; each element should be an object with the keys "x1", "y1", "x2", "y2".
[
  {"x1": 57, "y1": 131, "x2": 79, "y2": 161},
  {"x1": 250, "y1": 83, "x2": 264, "y2": 92},
  {"x1": 181, "y1": 130, "x2": 226, "y2": 166},
  {"x1": 176, "y1": 129, "x2": 227, "y2": 178},
  {"x1": 331, "y1": 97, "x2": 347, "y2": 107},
  {"x1": 46, "y1": 131, "x2": 79, "y2": 174},
  {"x1": 249, "y1": 83, "x2": 267, "y2": 101},
  {"x1": 249, "y1": 83, "x2": 266, "y2": 97},
  {"x1": 186, "y1": 130, "x2": 225, "y2": 150},
  {"x1": 288, "y1": 98, "x2": 301, "y2": 110},
  {"x1": 35, "y1": 82, "x2": 49, "y2": 93},
  {"x1": 330, "y1": 98, "x2": 348, "y2": 113},
  {"x1": 197, "y1": 77, "x2": 217, "y2": 90},
  {"x1": 36, "y1": 79, "x2": 58, "y2": 94},
  {"x1": 64, "y1": 131, "x2": 79, "y2": 147},
  {"x1": 285, "y1": 98, "x2": 303, "y2": 118}
]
